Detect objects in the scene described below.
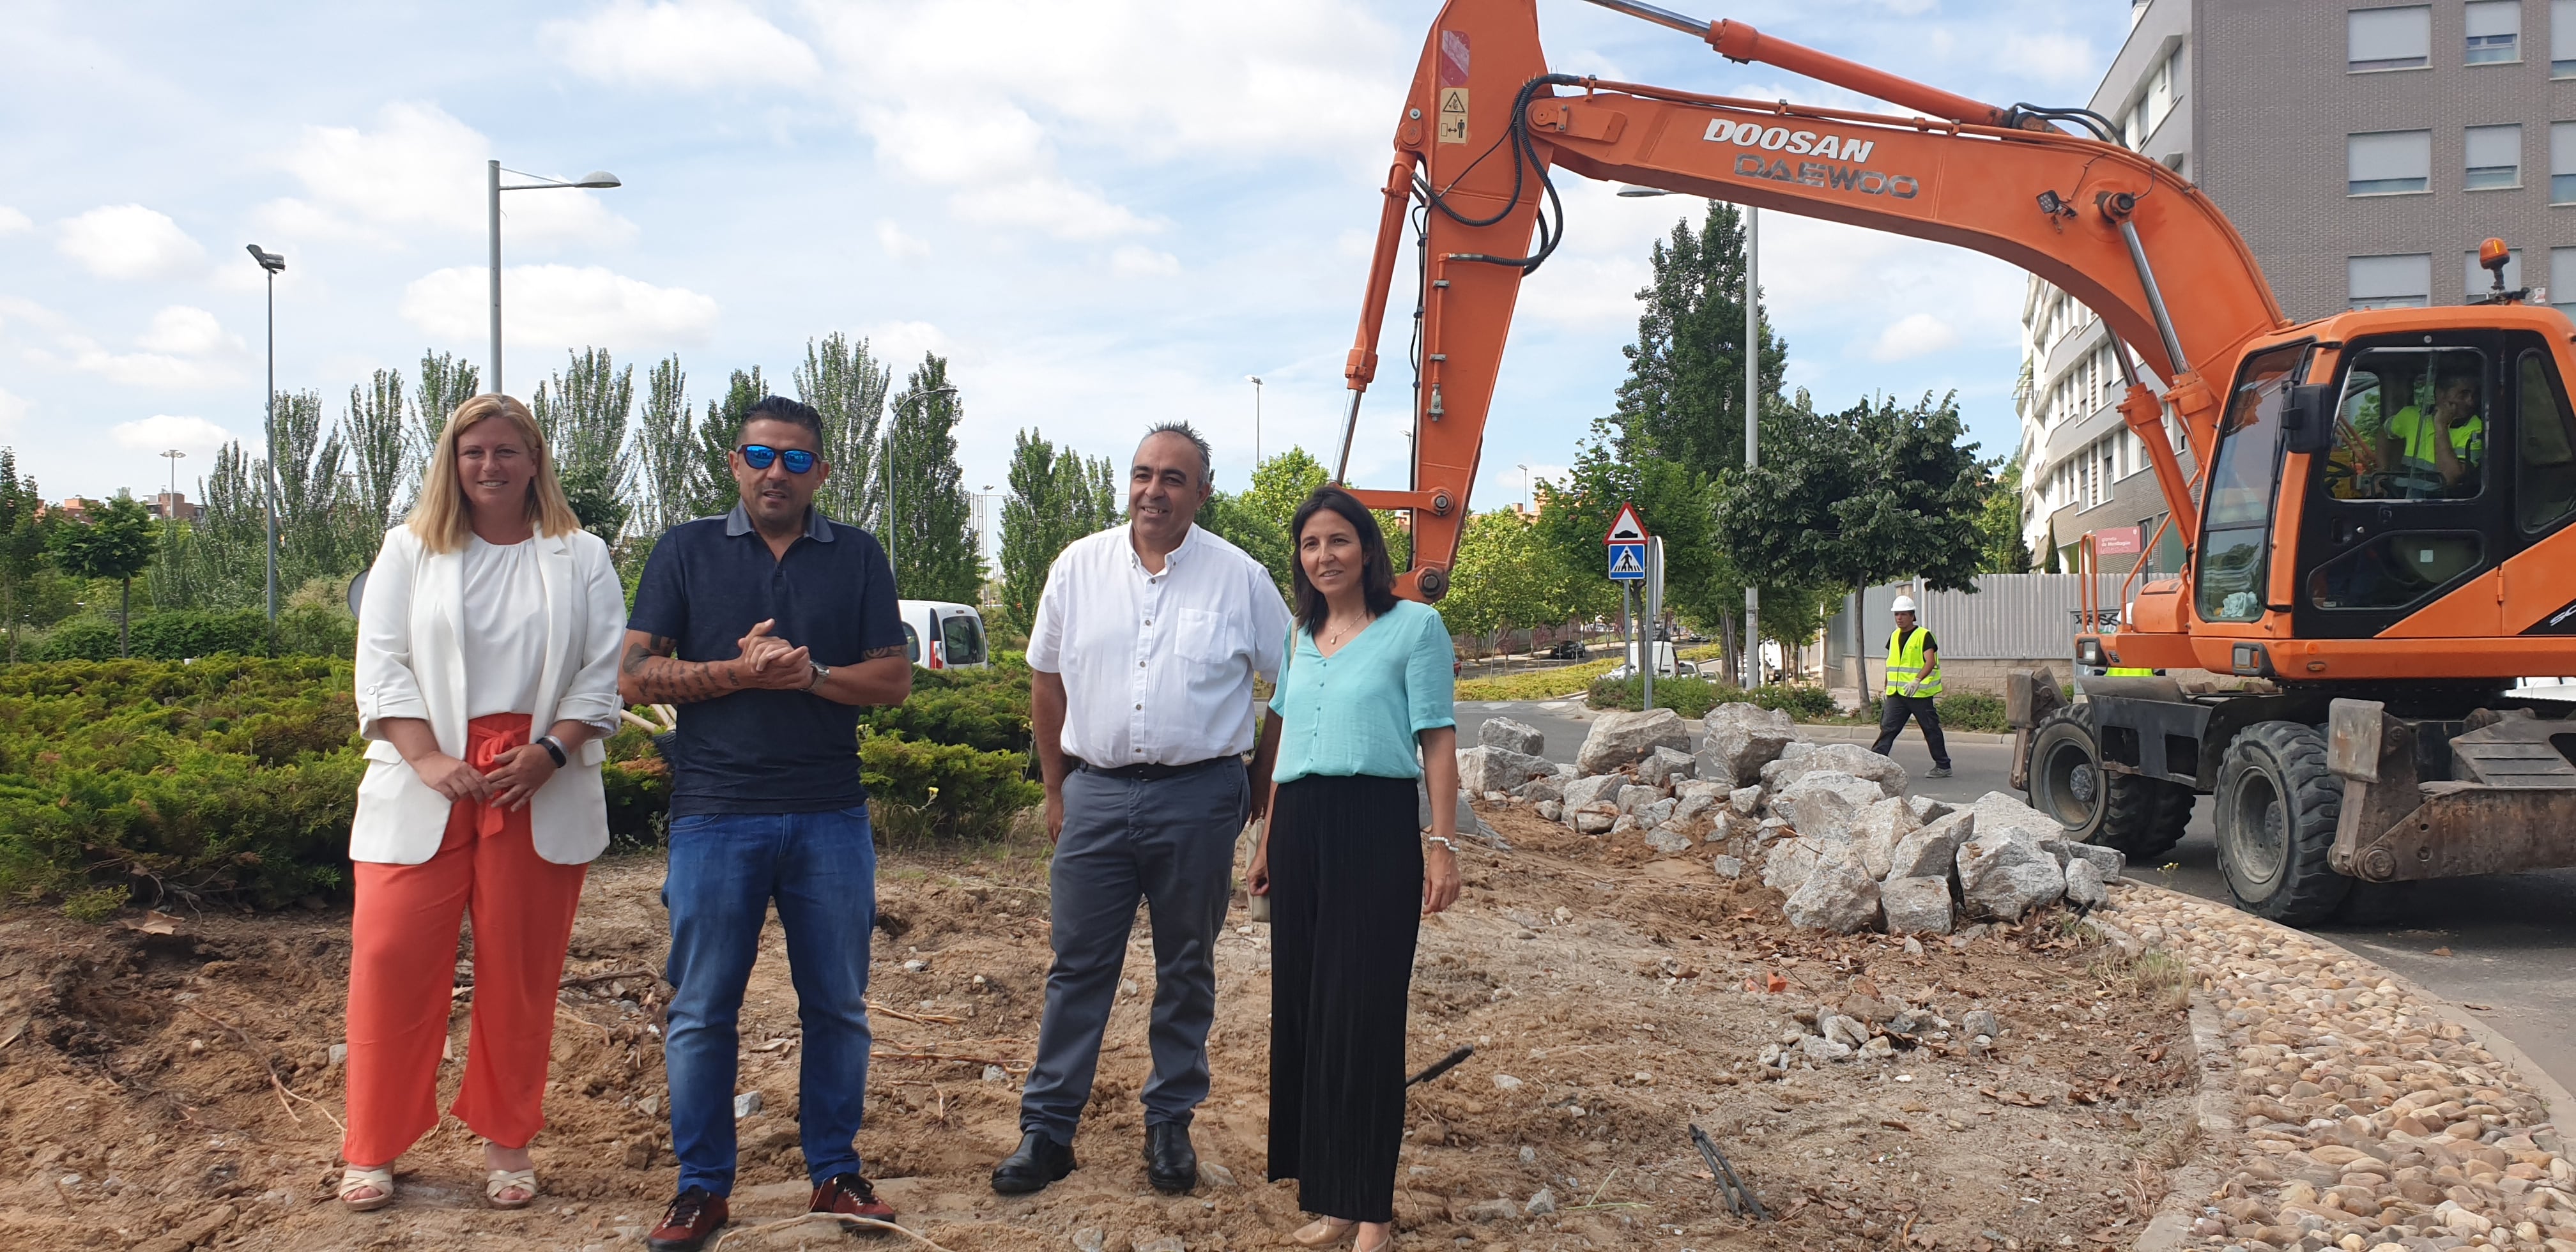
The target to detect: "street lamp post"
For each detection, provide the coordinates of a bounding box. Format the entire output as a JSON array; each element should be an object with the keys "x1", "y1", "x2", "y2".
[
  {"x1": 487, "y1": 160, "x2": 622, "y2": 395},
  {"x1": 1246, "y1": 375, "x2": 1263, "y2": 467},
  {"x1": 244, "y1": 244, "x2": 286, "y2": 622},
  {"x1": 158, "y1": 448, "x2": 186, "y2": 538}
]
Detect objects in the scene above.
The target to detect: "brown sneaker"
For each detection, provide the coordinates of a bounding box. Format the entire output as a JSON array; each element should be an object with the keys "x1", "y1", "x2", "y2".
[
  {"x1": 809, "y1": 1173, "x2": 897, "y2": 1232},
  {"x1": 645, "y1": 1187, "x2": 728, "y2": 1252}
]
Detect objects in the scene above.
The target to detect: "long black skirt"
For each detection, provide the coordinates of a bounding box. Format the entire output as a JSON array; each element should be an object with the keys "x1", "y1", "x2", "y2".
[{"x1": 1265, "y1": 773, "x2": 1423, "y2": 1223}]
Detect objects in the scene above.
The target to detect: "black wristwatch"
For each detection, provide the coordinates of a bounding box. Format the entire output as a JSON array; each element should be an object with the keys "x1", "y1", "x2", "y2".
[
  {"x1": 807, "y1": 661, "x2": 832, "y2": 691},
  {"x1": 534, "y1": 735, "x2": 567, "y2": 768}
]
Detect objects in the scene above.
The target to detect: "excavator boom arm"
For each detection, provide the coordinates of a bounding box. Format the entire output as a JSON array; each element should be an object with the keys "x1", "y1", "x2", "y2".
[{"x1": 1344, "y1": 0, "x2": 2291, "y2": 598}]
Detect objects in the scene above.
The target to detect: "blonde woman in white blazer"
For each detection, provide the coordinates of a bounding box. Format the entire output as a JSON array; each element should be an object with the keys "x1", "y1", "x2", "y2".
[{"x1": 339, "y1": 394, "x2": 624, "y2": 1215}]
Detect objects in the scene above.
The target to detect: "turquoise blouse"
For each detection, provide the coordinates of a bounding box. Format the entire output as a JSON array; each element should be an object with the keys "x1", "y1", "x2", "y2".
[{"x1": 1268, "y1": 599, "x2": 1457, "y2": 783}]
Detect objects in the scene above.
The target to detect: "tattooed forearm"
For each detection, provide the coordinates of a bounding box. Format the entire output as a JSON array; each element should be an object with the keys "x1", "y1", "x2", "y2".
[
  {"x1": 861, "y1": 643, "x2": 905, "y2": 660},
  {"x1": 619, "y1": 634, "x2": 745, "y2": 705}
]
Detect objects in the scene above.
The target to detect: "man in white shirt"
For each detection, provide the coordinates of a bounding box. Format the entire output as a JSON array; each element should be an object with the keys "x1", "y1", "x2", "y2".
[{"x1": 992, "y1": 422, "x2": 1292, "y2": 1198}]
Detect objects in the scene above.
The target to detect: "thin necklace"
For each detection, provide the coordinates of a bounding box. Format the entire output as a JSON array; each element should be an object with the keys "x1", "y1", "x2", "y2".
[{"x1": 1326, "y1": 610, "x2": 1370, "y2": 647}]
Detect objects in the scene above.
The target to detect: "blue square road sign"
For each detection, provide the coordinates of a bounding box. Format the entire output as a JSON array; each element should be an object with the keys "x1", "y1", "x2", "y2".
[{"x1": 1607, "y1": 541, "x2": 1646, "y2": 579}]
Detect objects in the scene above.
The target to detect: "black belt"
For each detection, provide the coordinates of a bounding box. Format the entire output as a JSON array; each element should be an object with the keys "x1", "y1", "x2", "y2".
[{"x1": 1071, "y1": 755, "x2": 1240, "y2": 782}]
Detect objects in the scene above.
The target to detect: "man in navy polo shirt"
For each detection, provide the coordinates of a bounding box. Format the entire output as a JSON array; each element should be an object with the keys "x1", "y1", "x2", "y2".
[{"x1": 620, "y1": 395, "x2": 912, "y2": 1251}]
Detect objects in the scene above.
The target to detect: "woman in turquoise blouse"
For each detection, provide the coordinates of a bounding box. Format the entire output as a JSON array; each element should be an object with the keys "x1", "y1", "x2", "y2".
[{"x1": 1246, "y1": 487, "x2": 1460, "y2": 1252}]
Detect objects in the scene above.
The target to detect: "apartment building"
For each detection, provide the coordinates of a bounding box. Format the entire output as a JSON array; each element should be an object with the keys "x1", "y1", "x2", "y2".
[{"x1": 2017, "y1": 0, "x2": 2575, "y2": 574}]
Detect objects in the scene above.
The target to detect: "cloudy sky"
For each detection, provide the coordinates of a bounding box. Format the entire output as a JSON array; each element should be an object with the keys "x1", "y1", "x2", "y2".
[{"x1": 1, "y1": 0, "x2": 2126, "y2": 532}]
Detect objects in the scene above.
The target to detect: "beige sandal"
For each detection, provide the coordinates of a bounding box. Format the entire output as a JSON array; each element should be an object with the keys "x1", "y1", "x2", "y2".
[
  {"x1": 1290, "y1": 1218, "x2": 1355, "y2": 1248},
  {"x1": 484, "y1": 1167, "x2": 538, "y2": 1210},
  {"x1": 338, "y1": 1166, "x2": 395, "y2": 1212}
]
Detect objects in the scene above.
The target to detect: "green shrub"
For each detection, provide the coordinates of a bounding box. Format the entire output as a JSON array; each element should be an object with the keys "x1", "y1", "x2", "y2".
[
  {"x1": 860, "y1": 682, "x2": 1031, "y2": 754},
  {"x1": 1745, "y1": 683, "x2": 1839, "y2": 721},
  {"x1": 1936, "y1": 691, "x2": 2009, "y2": 733},
  {"x1": 1584, "y1": 676, "x2": 1840, "y2": 722},
  {"x1": 34, "y1": 620, "x2": 119, "y2": 662},
  {"x1": 861, "y1": 733, "x2": 1044, "y2": 844},
  {"x1": 129, "y1": 610, "x2": 272, "y2": 660},
  {"x1": 602, "y1": 757, "x2": 672, "y2": 848},
  {"x1": 276, "y1": 602, "x2": 356, "y2": 659}
]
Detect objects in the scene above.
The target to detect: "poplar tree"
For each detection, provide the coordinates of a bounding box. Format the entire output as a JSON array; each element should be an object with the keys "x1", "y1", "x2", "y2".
[
  {"x1": 346, "y1": 369, "x2": 410, "y2": 552},
  {"x1": 883, "y1": 355, "x2": 979, "y2": 602},
  {"x1": 691, "y1": 367, "x2": 767, "y2": 518},
  {"x1": 532, "y1": 347, "x2": 635, "y2": 542},
  {"x1": 634, "y1": 355, "x2": 696, "y2": 533},
  {"x1": 411, "y1": 350, "x2": 479, "y2": 461},
  {"x1": 794, "y1": 333, "x2": 889, "y2": 528}
]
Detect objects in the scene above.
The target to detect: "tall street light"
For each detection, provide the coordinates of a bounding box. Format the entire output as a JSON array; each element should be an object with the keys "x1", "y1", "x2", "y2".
[
  {"x1": 1246, "y1": 375, "x2": 1263, "y2": 468},
  {"x1": 488, "y1": 160, "x2": 622, "y2": 395},
  {"x1": 158, "y1": 448, "x2": 187, "y2": 538},
  {"x1": 884, "y1": 384, "x2": 959, "y2": 577},
  {"x1": 245, "y1": 244, "x2": 286, "y2": 622}
]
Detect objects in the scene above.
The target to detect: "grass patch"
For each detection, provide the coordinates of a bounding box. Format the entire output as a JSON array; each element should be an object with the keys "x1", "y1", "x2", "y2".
[
  {"x1": 1455, "y1": 656, "x2": 1623, "y2": 702},
  {"x1": 1586, "y1": 676, "x2": 1841, "y2": 722}
]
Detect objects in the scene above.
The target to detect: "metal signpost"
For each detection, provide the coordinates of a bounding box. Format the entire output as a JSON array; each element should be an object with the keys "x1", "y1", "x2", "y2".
[{"x1": 1606, "y1": 502, "x2": 1650, "y2": 708}]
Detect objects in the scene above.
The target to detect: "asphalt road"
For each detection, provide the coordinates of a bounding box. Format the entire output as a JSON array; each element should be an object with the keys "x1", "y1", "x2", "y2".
[{"x1": 1457, "y1": 698, "x2": 2576, "y2": 1092}]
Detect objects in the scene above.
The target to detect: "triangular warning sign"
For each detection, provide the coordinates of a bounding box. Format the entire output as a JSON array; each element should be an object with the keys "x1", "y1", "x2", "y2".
[
  {"x1": 1604, "y1": 502, "x2": 1649, "y2": 544},
  {"x1": 1609, "y1": 545, "x2": 1644, "y2": 574}
]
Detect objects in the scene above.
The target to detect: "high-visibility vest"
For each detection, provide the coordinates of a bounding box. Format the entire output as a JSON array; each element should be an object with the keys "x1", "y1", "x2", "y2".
[{"x1": 1885, "y1": 627, "x2": 1942, "y2": 698}]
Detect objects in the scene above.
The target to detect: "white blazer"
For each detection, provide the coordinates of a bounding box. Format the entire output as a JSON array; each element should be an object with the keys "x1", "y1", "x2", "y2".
[{"x1": 351, "y1": 524, "x2": 626, "y2": 865}]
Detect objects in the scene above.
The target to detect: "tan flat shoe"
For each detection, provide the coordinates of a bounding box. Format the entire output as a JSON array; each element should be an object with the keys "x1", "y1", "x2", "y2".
[
  {"x1": 484, "y1": 1167, "x2": 538, "y2": 1210},
  {"x1": 1290, "y1": 1217, "x2": 1355, "y2": 1247},
  {"x1": 338, "y1": 1166, "x2": 395, "y2": 1212}
]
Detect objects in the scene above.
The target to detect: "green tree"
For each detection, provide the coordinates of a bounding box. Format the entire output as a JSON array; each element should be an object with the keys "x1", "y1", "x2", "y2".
[
  {"x1": 995, "y1": 429, "x2": 1121, "y2": 635},
  {"x1": 532, "y1": 348, "x2": 636, "y2": 544},
  {"x1": 1246, "y1": 447, "x2": 1328, "y2": 532},
  {"x1": 1535, "y1": 415, "x2": 1717, "y2": 647},
  {"x1": 691, "y1": 367, "x2": 767, "y2": 518},
  {"x1": 632, "y1": 355, "x2": 694, "y2": 535},
  {"x1": 885, "y1": 356, "x2": 979, "y2": 601},
  {"x1": 346, "y1": 369, "x2": 410, "y2": 556},
  {"x1": 0, "y1": 450, "x2": 50, "y2": 662},
  {"x1": 1195, "y1": 491, "x2": 1292, "y2": 597},
  {"x1": 795, "y1": 333, "x2": 889, "y2": 529},
  {"x1": 1438, "y1": 508, "x2": 1585, "y2": 654},
  {"x1": 270, "y1": 389, "x2": 346, "y2": 588},
  {"x1": 49, "y1": 494, "x2": 160, "y2": 657},
  {"x1": 1719, "y1": 391, "x2": 1991, "y2": 600},
  {"x1": 1978, "y1": 455, "x2": 2034, "y2": 573},
  {"x1": 411, "y1": 349, "x2": 480, "y2": 462},
  {"x1": 1616, "y1": 202, "x2": 1786, "y2": 487}
]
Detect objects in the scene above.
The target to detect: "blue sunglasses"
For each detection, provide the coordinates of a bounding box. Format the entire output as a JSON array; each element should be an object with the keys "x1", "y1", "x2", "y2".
[{"x1": 739, "y1": 445, "x2": 817, "y2": 473}]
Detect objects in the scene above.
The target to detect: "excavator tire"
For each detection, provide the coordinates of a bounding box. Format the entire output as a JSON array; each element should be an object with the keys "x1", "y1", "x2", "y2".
[
  {"x1": 2023, "y1": 707, "x2": 2193, "y2": 860},
  {"x1": 2214, "y1": 721, "x2": 2350, "y2": 925}
]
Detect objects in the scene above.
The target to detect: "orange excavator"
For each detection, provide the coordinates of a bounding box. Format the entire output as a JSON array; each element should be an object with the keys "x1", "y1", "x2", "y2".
[{"x1": 1337, "y1": 0, "x2": 2576, "y2": 924}]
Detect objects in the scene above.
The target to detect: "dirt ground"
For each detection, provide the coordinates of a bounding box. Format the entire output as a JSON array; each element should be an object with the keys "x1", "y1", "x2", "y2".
[{"x1": 0, "y1": 802, "x2": 2212, "y2": 1252}]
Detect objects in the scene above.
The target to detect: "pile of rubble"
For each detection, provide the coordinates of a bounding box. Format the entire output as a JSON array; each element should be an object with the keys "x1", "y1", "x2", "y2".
[{"x1": 1462, "y1": 703, "x2": 2120, "y2": 936}]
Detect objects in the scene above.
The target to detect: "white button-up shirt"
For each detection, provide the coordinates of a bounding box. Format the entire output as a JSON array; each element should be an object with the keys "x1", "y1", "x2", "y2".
[{"x1": 1027, "y1": 523, "x2": 1292, "y2": 767}]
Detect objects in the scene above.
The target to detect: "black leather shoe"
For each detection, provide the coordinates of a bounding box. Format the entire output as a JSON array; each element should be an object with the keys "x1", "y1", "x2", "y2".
[
  {"x1": 1144, "y1": 1122, "x2": 1197, "y2": 1195},
  {"x1": 991, "y1": 1131, "x2": 1075, "y2": 1195}
]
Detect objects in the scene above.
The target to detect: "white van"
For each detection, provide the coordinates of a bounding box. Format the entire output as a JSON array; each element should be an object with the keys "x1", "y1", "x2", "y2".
[
  {"x1": 1604, "y1": 639, "x2": 1698, "y2": 682},
  {"x1": 898, "y1": 600, "x2": 990, "y2": 671}
]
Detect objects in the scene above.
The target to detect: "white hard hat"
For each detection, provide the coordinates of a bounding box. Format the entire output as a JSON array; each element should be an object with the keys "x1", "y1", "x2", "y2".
[{"x1": 1891, "y1": 595, "x2": 1919, "y2": 613}]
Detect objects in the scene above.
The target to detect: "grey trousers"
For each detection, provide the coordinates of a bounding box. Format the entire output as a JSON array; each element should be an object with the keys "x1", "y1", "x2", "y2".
[{"x1": 1018, "y1": 759, "x2": 1249, "y2": 1142}]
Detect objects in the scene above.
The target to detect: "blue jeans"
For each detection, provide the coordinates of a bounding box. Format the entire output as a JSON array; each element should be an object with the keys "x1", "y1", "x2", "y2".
[{"x1": 661, "y1": 805, "x2": 876, "y2": 1196}]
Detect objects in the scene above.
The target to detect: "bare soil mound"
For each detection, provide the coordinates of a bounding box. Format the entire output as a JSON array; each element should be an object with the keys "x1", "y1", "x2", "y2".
[{"x1": 0, "y1": 805, "x2": 2207, "y2": 1251}]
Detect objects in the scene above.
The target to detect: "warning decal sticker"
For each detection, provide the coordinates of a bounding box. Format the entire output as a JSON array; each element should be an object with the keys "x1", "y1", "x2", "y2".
[
  {"x1": 1439, "y1": 30, "x2": 1470, "y2": 86},
  {"x1": 1438, "y1": 87, "x2": 1469, "y2": 144}
]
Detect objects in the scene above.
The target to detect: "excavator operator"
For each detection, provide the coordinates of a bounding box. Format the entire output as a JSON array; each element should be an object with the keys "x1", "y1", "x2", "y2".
[{"x1": 2370, "y1": 359, "x2": 2485, "y2": 498}]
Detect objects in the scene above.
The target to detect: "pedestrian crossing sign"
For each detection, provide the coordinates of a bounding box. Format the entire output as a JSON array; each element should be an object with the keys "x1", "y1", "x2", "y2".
[{"x1": 1607, "y1": 541, "x2": 1646, "y2": 579}]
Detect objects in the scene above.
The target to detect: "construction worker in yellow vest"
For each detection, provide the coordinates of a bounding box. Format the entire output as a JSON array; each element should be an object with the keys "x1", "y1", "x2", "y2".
[{"x1": 1869, "y1": 595, "x2": 1952, "y2": 779}]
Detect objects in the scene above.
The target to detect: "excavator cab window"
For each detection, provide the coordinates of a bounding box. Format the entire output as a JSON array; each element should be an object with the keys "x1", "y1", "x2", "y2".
[
  {"x1": 2326, "y1": 347, "x2": 2488, "y2": 501},
  {"x1": 2196, "y1": 344, "x2": 2312, "y2": 623},
  {"x1": 2516, "y1": 347, "x2": 2576, "y2": 533}
]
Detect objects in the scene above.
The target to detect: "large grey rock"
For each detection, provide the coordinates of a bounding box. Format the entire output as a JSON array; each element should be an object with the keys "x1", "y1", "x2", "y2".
[
  {"x1": 1561, "y1": 774, "x2": 1623, "y2": 814},
  {"x1": 1576, "y1": 708, "x2": 1692, "y2": 775},
  {"x1": 1641, "y1": 798, "x2": 1676, "y2": 827},
  {"x1": 1710, "y1": 853, "x2": 1745, "y2": 879},
  {"x1": 1798, "y1": 1034, "x2": 1855, "y2": 1064},
  {"x1": 1574, "y1": 809, "x2": 1616, "y2": 834},
  {"x1": 1884, "y1": 811, "x2": 1974, "y2": 882},
  {"x1": 1477, "y1": 716, "x2": 1545, "y2": 756},
  {"x1": 1784, "y1": 857, "x2": 1882, "y2": 933},
  {"x1": 1459, "y1": 745, "x2": 1554, "y2": 795},
  {"x1": 1954, "y1": 821, "x2": 2067, "y2": 920},
  {"x1": 1637, "y1": 746, "x2": 1696, "y2": 789},
  {"x1": 1906, "y1": 795, "x2": 1954, "y2": 824},
  {"x1": 1729, "y1": 785, "x2": 1763, "y2": 816},
  {"x1": 1963, "y1": 790, "x2": 2065, "y2": 845},
  {"x1": 1616, "y1": 784, "x2": 1663, "y2": 816},
  {"x1": 1608, "y1": 814, "x2": 1642, "y2": 836},
  {"x1": 1849, "y1": 796, "x2": 1923, "y2": 881},
  {"x1": 1704, "y1": 701, "x2": 1796, "y2": 736},
  {"x1": 2040, "y1": 838, "x2": 2126, "y2": 881},
  {"x1": 1770, "y1": 770, "x2": 1885, "y2": 842},
  {"x1": 1879, "y1": 876, "x2": 1955, "y2": 935},
  {"x1": 1760, "y1": 836, "x2": 1848, "y2": 895},
  {"x1": 1762, "y1": 742, "x2": 1908, "y2": 798},
  {"x1": 2062, "y1": 857, "x2": 2111, "y2": 908},
  {"x1": 1644, "y1": 826, "x2": 1694, "y2": 855},
  {"x1": 1512, "y1": 774, "x2": 1564, "y2": 805},
  {"x1": 1533, "y1": 800, "x2": 1562, "y2": 822},
  {"x1": 1671, "y1": 790, "x2": 1719, "y2": 826},
  {"x1": 1696, "y1": 722, "x2": 1798, "y2": 790}
]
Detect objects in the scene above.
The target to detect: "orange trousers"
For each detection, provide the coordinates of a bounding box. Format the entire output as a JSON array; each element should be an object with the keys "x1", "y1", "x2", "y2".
[{"x1": 342, "y1": 713, "x2": 588, "y2": 1166}]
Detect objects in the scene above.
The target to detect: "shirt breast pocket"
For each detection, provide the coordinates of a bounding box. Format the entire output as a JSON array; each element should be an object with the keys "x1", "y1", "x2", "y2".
[{"x1": 1174, "y1": 608, "x2": 1230, "y2": 666}]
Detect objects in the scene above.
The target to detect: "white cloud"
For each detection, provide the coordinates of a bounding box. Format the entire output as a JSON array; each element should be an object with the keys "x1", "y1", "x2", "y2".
[
  {"x1": 540, "y1": 0, "x2": 819, "y2": 89},
  {"x1": 1869, "y1": 312, "x2": 1962, "y2": 362},
  {"x1": 1110, "y1": 245, "x2": 1181, "y2": 279},
  {"x1": 875, "y1": 220, "x2": 930, "y2": 259},
  {"x1": 0, "y1": 388, "x2": 26, "y2": 430},
  {"x1": 110, "y1": 414, "x2": 236, "y2": 455},
  {"x1": 268, "y1": 102, "x2": 636, "y2": 247},
  {"x1": 38, "y1": 337, "x2": 237, "y2": 389},
  {"x1": 135, "y1": 306, "x2": 243, "y2": 356},
  {"x1": 55, "y1": 204, "x2": 205, "y2": 280},
  {"x1": 859, "y1": 321, "x2": 952, "y2": 372},
  {"x1": 399, "y1": 264, "x2": 719, "y2": 353},
  {"x1": 0, "y1": 206, "x2": 30, "y2": 235}
]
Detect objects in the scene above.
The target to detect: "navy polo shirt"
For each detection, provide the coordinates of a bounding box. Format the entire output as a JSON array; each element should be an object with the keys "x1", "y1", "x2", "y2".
[{"x1": 628, "y1": 504, "x2": 907, "y2": 817}]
